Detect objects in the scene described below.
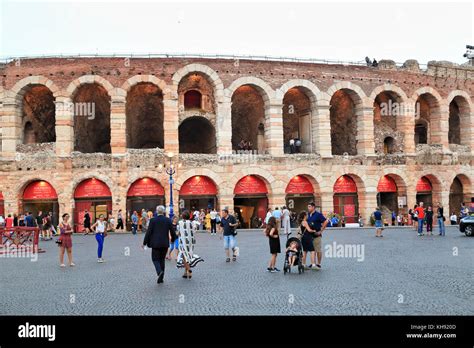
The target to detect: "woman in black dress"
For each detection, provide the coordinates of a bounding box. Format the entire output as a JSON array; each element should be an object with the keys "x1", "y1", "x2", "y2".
[
  {"x1": 265, "y1": 216, "x2": 280, "y2": 273},
  {"x1": 298, "y1": 211, "x2": 317, "y2": 269}
]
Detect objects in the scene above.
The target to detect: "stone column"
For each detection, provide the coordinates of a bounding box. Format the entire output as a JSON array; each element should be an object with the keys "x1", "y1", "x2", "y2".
[
  {"x1": 312, "y1": 104, "x2": 332, "y2": 157},
  {"x1": 110, "y1": 92, "x2": 127, "y2": 155},
  {"x1": 3, "y1": 190, "x2": 19, "y2": 216},
  {"x1": 265, "y1": 100, "x2": 284, "y2": 156},
  {"x1": 400, "y1": 99, "x2": 416, "y2": 154},
  {"x1": 268, "y1": 192, "x2": 286, "y2": 210},
  {"x1": 320, "y1": 190, "x2": 334, "y2": 215},
  {"x1": 163, "y1": 87, "x2": 179, "y2": 155},
  {"x1": 435, "y1": 102, "x2": 449, "y2": 151},
  {"x1": 216, "y1": 100, "x2": 233, "y2": 155},
  {"x1": 360, "y1": 188, "x2": 378, "y2": 224},
  {"x1": 356, "y1": 106, "x2": 376, "y2": 156},
  {"x1": 219, "y1": 194, "x2": 234, "y2": 213},
  {"x1": 1, "y1": 96, "x2": 21, "y2": 160},
  {"x1": 55, "y1": 96, "x2": 74, "y2": 157}
]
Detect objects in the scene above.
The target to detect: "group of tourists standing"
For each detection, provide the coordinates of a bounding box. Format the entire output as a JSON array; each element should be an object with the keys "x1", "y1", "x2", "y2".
[
  {"x1": 265, "y1": 206, "x2": 292, "y2": 236},
  {"x1": 264, "y1": 202, "x2": 328, "y2": 272}
]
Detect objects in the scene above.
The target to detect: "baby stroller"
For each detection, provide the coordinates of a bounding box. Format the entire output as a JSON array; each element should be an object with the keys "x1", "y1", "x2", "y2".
[{"x1": 283, "y1": 237, "x2": 304, "y2": 274}]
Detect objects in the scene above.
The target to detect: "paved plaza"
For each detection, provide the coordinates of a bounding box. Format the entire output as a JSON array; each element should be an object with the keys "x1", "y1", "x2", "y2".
[{"x1": 0, "y1": 226, "x2": 472, "y2": 315}]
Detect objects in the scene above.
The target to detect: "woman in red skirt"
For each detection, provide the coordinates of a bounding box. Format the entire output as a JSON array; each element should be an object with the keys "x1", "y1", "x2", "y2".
[{"x1": 58, "y1": 213, "x2": 75, "y2": 267}]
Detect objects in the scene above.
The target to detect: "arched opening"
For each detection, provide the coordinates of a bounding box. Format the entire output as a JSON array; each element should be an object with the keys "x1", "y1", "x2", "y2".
[
  {"x1": 21, "y1": 180, "x2": 59, "y2": 226},
  {"x1": 383, "y1": 137, "x2": 396, "y2": 154},
  {"x1": 127, "y1": 177, "x2": 165, "y2": 214},
  {"x1": 126, "y1": 82, "x2": 164, "y2": 149},
  {"x1": 285, "y1": 175, "x2": 319, "y2": 215},
  {"x1": 449, "y1": 177, "x2": 464, "y2": 216},
  {"x1": 73, "y1": 178, "x2": 112, "y2": 232},
  {"x1": 179, "y1": 176, "x2": 218, "y2": 213},
  {"x1": 414, "y1": 93, "x2": 440, "y2": 146},
  {"x1": 21, "y1": 85, "x2": 56, "y2": 144},
  {"x1": 234, "y1": 175, "x2": 269, "y2": 228},
  {"x1": 231, "y1": 85, "x2": 265, "y2": 153},
  {"x1": 373, "y1": 91, "x2": 403, "y2": 154},
  {"x1": 178, "y1": 117, "x2": 216, "y2": 154},
  {"x1": 73, "y1": 83, "x2": 111, "y2": 153},
  {"x1": 448, "y1": 100, "x2": 461, "y2": 145},
  {"x1": 178, "y1": 73, "x2": 215, "y2": 113},
  {"x1": 416, "y1": 176, "x2": 433, "y2": 207},
  {"x1": 282, "y1": 87, "x2": 312, "y2": 153},
  {"x1": 449, "y1": 96, "x2": 471, "y2": 147},
  {"x1": 333, "y1": 175, "x2": 359, "y2": 223},
  {"x1": 330, "y1": 89, "x2": 358, "y2": 155},
  {"x1": 376, "y1": 175, "x2": 399, "y2": 217},
  {"x1": 184, "y1": 90, "x2": 202, "y2": 109}
]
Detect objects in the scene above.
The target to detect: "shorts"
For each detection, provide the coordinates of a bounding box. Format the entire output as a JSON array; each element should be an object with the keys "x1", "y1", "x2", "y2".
[
  {"x1": 169, "y1": 239, "x2": 179, "y2": 250},
  {"x1": 375, "y1": 220, "x2": 383, "y2": 228},
  {"x1": 223, "y1": 235, "x2": 236, "y2": 250},
  {"x1": 312, "y1": 236, "x2": 322, "y2": 253},
  {"x1": 301, "y1": 232, "x2": 314, "y2": 252}
]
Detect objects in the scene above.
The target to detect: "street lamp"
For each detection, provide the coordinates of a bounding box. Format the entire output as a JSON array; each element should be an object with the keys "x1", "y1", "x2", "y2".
[{"x1": 158, "y1": 152, "x2": 181, "y2": 219}]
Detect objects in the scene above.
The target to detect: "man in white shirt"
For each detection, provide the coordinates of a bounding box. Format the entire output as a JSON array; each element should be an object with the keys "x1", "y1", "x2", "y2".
[
  {"x1": 281, "y1": 206, "x2": 291, "y2": 236},
  {"x1": 210, "y1": 208, "x2": 218, "y2": 235}
]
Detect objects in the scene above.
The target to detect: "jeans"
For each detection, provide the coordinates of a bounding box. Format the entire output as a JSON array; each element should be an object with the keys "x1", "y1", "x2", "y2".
[
  {"x1": 211, "y1": 219, "x2": 217, "y2": 234},
  {"x1": 223, "y1": 235, "x2": 236, "y2": 250},
  {"x1": 418, "y1": 219, "x2": 424, "y2": 235},
  {"x1": 152, "y1": 247, "x2": 168, "y2": 277},
  {"x1": 96, "y1": 233, "x2": 104, "y2": 258},
  {"x1": 438, "y1": 218, "x2": 446, "y2": 235},
  {"x1": 132, "y1": 223, "x2": 137, "y2": 235}
]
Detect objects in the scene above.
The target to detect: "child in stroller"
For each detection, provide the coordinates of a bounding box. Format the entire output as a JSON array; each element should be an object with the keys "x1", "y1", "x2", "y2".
[{"x1": 283, "y1": 237, "x2": 304, "y2": 274}]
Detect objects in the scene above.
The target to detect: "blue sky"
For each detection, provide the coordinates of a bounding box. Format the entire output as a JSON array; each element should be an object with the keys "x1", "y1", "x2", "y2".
[{"x1": 1, "y1": 0, "x2": 472, "y2": 64}]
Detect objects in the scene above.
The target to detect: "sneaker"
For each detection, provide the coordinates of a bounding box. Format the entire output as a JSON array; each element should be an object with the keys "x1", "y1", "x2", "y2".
[
  {"x1": 226, "y1": 258, "x2": 230, "y2": 263},
  {"x1": 315, "y1": 264, "x2": 322, "y2": 270},
  {"x1": 69, "y1": 263, "x2": 75, "y2": 267},
  {"x1": 60, "y1": 264, "x2": 66, "y2": 268},
  {"x1": 266, "y1": 267, "x2": 272, "y2": 272},
  {"x1": 308, "y1": 264, "x2": 314, "y2": 269},
  {"x1": 98, "y1": 259, "x2": 104, "y2": 263},
  {"x1": 418, "y1": 233, "x2": 422, "y2": 236},
  {"x1": 273, "y1": 268, "x2": 281, "y2": 272},
  {"x1": 270, "y1": 268, "x2": 277, "y2": 273}
]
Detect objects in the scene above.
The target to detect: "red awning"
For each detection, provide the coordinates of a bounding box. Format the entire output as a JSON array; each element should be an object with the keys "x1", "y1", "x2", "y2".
[
  {"x1": 377, "y1": 175, "x2": 397, "y2": 193},
  {"x1": 416, "y1": 177, "x2": 432, "y2": 192},
  {"x1": 74, "y1": 178, "x2": 112, "y2": 199},
  {"x1": 333, "y1": 175, "x2": 357, "y2": 194},
  {"x1": 286, "y1": 176, "x2": 314, "y2": 194},
  {"x1": 234, "y1": 175, "x2": 268, "y2": 195},
  {"x1": 23, "y1": 181, "x2": 58, "y2": 200},
  {"x1": 128, "y1": 178, "x2": 165, "y2": 197},
  {"x1": 0, "y1": 191, "x2": 3, "y2": 200},
  {"x1": 180, "y1": 176, "x2": 217, "y2": 196}
]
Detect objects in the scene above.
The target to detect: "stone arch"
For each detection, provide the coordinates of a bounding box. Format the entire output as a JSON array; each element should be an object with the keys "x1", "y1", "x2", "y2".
[
  {"x1": 172, "y1": 64, "x2": 224, "y2": 101},
  {"x1": 446, "y1": 90, "x2": 472, "y2": 147},
  {"x1": 178, "y1": 116, "x2": 216, "y2": 154},
  {"x1": 285, "y1": 168, "x2": 323, "y2": 195},
  {"x1": 225, "y1": 76, "x2": 275, "y2": 102},
  {"x1": 414, "y1": 173, "x2": 444, "y2": 207},
  {"x1": 330, "y1": 172, "x2": 368, "y2": 223},
  {"x1": 69, "y1": 173, "x2": 115, "y2": 201},
  {"x1": 15, "y1": 176, "x2": 59, "y2": 201},
  {"x1": 126, "y1": 173, "x2": 166, "y2": 193},
  {"x1": 121, "y1": 75, "x2": 168, "y2": 95},
  {"x1": 369, "y1": 84, "x2": 409, "y2": 104},
  {"x1": 412, "y1": 87, "x2": 443, "y2": 146},
  {"x1": 327, "y1": 82, "x2": 367, "y2": 156},
  {"x1": 66, "y1": 75, "x2": 115, "y2": 98},
  {"x1": 277, "y1": 80, "x2": 322, "y2": 154},
  {"x1": 379, "y1": 168, "x2": 409, "y2": 193},
  {"x1": 230, "y1": 168, "x2": 276, "y2": 196},
  {"x1": 175, "y1": 169, "x2": 223, "y2": 191},
  {"x1": 11, "y1": 76, "x2": 61, "y2": 102}
]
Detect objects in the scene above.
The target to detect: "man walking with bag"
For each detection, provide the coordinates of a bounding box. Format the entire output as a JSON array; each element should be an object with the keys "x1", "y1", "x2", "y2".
[{"x1": 219, "y1": 209, "x2": 239, "y2": 262}]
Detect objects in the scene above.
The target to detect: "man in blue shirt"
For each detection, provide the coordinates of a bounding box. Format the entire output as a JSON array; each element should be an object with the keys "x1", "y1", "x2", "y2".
[
  {"x1": 25, "y1": 212, "x2": 35, "y2": 227},
  {"x1": 272, "y1": 207, "x2": 282, "y2": 229},
  {"x1": 307, "y1": 202, "x2": 328, "y2": 270},
  {"x1": 131, "y1": 211, "x2": 138, "y2": 235},
  {"x1": 374, "y1": 207, "x2": 383, "y2": 237}
]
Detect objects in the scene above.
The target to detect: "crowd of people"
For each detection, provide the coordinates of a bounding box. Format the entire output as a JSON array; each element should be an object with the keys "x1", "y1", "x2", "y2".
[{"x1": 0, "y1": 199, "x2": 470, "y2": 285}]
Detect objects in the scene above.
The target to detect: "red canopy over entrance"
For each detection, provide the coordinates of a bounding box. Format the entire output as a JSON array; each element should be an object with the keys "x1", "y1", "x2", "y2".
[
  {"x1": 23, "y1": 181, "x2": 58, "y2": 200},
  {"x1": 377, "y1": 175, "x2": 397, "y2": 193},
  {"x1": 234, "y1": 175, "x2": 268, "y2": 195},
  {"x1": 333, "y1": 175, "x2": 357, "y2": 194},
  {"x1": 180, "y1": 176, "x2": 217, "y2": 196},
  {"x1": 128, "y1": 178, "x2": 165, "y2": 197},
  {"x1": 0, "y1": 192, "x2": 3, "y2": 200},
  {"x1": 286, "y1": 175, "x2": 314, "y2": 194},
  {"x1": 416, "y1": 177, "x2": 432, "y2": 192},
  {"x1": 74, "y1": 178, "x2": 111, "y2": 199}
]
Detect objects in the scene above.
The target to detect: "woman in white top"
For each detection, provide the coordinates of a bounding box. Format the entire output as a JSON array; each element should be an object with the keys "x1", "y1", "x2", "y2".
[
  {"x1": 91, "y1": 214, "x2": 107, "y2": 263},
  {"x1": 177, "y1": 211, "x2": 204, "y2": 279}
]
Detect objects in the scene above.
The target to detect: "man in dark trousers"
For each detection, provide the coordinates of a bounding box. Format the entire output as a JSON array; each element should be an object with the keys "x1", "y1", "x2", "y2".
[{"x1": 143, "y1": 205, "x2": 177, "y2": 284}]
